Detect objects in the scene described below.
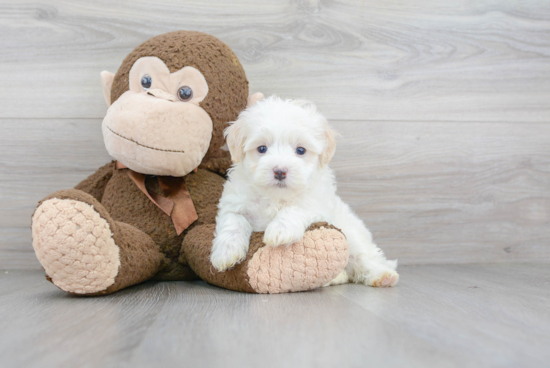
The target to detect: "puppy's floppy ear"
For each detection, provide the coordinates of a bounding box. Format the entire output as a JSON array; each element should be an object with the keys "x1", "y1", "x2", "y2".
[
  {"x1": 100, "y1": 71, "x2": 115, "y2": 107},
  {"x1": 320, "y1": 124, "x2": 338, "y2": 166},
  {"x1": 224, "y1": 120, "x2": 246, "y2": 163},
  {"x1": 247, "y1": 92, "x2": 265, "y2": 107}
]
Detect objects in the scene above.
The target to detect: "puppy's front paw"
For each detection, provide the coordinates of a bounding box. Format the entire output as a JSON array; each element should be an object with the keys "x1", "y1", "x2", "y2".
[
  {"x1": 263, "y1": 219, "x2": 305, "y2": 247},
  {"x1": 210, "y1": 236, "x2": 248, "y2": 272}
]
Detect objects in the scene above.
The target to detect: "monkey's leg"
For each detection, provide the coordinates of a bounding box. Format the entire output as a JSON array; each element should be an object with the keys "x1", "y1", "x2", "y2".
[
  {"x1": 180, "y1": 222, "x2": 349, "y2": 294},
  {"x1": 31, "y1": 190, "x2": 162, "y2": 295}
]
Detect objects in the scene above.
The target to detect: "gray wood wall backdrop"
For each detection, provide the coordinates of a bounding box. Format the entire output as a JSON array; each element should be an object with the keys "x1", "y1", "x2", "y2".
[{"x1": 1, "y1": 0, "x2": 549, "y2": 269}]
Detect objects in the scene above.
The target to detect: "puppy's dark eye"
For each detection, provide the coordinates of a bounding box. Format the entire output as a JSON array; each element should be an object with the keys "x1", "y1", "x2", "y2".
[
  {"x1": 178, "y1": 86, "x2": 193, "y2": 101},
  {"x1": 296, "y1": 147, "x2": 306, "y2": 155},
  {"x1": 257, "y1": 146, "x2": 267, "y2": 154},
  {"x1": 141, "y1": 75, "x2": 152, "y2": 90}
]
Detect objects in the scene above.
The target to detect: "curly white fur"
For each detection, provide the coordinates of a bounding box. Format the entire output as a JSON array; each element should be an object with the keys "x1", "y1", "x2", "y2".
[{"x1": 211, "y1": 96, "x2": 398, "y2": 287}]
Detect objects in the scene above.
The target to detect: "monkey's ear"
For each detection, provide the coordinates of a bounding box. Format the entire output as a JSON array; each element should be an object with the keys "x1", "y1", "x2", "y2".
[
  {"x1": 320, "y1": 125, "x2": 338, "y2": 167},
  {"x1": 247, "y1": 92, "x2": 265, "y2": 107},
  {"x1": 100, "y1": 71, "x2": 115, "y2": 106},
  {"x1": 224, "y1": 120, "x2": 246, "y2": 163}
]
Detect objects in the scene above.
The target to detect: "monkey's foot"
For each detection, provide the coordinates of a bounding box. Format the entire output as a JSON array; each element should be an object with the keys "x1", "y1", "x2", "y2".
[
  {"x1": 246, "y1": 223, "x2": 349, "y2": 293},
  {"x1": 183, "y1": 222, "x2": 349, "y2": 294},
  {"x1": 32, "y1": 198, "x2": 121, "y2": 294}
]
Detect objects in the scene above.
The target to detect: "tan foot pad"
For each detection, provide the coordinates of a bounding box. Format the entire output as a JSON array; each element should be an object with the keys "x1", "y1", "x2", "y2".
[
  {"x1": 247, "y1": 227, "x2": 348, "y2": 294},
  {"x1": 372, "y1": 271, "x2": 399, "y2": 287},
  {"x1": 32, "y1": 198, "x2": 120, "y2": 294}
]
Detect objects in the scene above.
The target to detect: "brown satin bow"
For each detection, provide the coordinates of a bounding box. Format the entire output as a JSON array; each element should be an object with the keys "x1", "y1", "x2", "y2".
[{"x1": 115, "y1": 161, "x2": 198, "y2": 235}]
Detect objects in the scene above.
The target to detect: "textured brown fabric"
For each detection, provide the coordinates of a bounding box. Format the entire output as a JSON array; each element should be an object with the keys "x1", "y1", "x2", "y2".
[
  {"x1": 93, "y1": 221, "x2": 163, "y2": 295},
  {"x1": 74, "y1": 162, "x2": 115, "y2": 202},
  {"x1": 183, "y1": 168, "x2": 226, "y2": 227},
  {"x1": 101, "y1": 169, "x2": 182, "y2": 257},
  {"x1": 199, "y1": 156, "x2": 233, "y2": 177},
  {"x1": 306, "y1": 222, "x2": 343, "y2": 234},
  {"x1": 153, "y1": 255, "x2": 201, "y2": 281},
  {"x1": 110, "y1": 30, "x2": 248, "y2": 175},
  {"x1": 99, "y1": 167, "x2": 223, "y2": 280},
  {"x1": 181, "y1": 224, "x2": 259, "y2": 293}
]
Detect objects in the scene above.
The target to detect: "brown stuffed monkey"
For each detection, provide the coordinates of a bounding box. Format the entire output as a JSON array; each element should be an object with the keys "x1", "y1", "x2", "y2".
[{"x1": 30, "y1": 31, "x2": 348, "y2": 295}]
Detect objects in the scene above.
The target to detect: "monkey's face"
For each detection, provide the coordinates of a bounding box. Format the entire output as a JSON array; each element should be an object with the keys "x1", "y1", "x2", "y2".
[{"x1": 102, "y1": 56, "x2": 212, "y2": 176}]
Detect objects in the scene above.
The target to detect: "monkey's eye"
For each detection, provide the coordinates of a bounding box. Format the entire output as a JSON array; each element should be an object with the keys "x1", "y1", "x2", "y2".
[
  {"x1": 257, "y1": 146, "x2": 267, "y2": 154},
  {"x1": 141, "y1": 75, "x2": 152, "y2": 90},
  {"x1": 296, "y1": 147, "x2": 306, "y2": 155},
  {"x1": 177, "y1": 86, "x2": 193, "y2": 101}
]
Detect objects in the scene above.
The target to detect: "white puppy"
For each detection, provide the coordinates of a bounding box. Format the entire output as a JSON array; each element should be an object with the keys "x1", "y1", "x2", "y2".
[{"x1": 211, "y1": 96, "x2": 399, "y2": 287}]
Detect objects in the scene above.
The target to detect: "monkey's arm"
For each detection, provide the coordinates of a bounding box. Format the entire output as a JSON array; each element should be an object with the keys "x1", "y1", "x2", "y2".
[{"x1": 74, "y1": 161, "x2": 115, "y2": 202}]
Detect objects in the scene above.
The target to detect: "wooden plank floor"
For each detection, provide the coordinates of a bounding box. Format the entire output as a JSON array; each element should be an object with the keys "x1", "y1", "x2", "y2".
[{"x1": 0, "y1": 264, "x2": 548, "y2": 368}]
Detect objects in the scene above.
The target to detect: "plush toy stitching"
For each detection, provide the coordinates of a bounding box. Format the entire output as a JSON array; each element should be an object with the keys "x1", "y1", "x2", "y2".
[{"x1": 107, "y1": 126, "x2": 185, "y2": 153}]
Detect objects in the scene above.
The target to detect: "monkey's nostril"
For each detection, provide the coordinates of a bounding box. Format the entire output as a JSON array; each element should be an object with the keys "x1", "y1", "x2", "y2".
[
  {"x1": 274, "y1": 170, "x2": 287, "y2": 181},
  {"x1": 147, "y1": 91, "x2": 173, "y2": 102}
]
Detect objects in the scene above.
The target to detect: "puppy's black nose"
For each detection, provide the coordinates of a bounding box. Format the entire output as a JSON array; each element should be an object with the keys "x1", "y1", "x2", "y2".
[{"x1": 274, "y1": 170, "x2": 287, "y2": 181}]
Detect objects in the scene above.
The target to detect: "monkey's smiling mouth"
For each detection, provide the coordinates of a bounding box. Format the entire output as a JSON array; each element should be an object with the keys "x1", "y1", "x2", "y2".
[{"x1": 107, "y1": 126, "x2": 185, "y2": 153}]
